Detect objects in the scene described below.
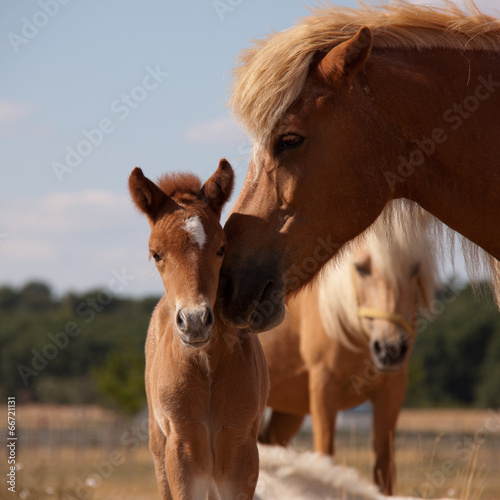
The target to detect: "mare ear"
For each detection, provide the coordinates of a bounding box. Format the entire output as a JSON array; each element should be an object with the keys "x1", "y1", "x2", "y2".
[
  {"x1": 202, "y1": 159, "x2": 234, "y2": 216},
  {"x1": 129, "y1": 167, "x2": 168, "y2": 220},
  {"x1": 318, "y1": 26, "x2": 372, "y2": 87}
]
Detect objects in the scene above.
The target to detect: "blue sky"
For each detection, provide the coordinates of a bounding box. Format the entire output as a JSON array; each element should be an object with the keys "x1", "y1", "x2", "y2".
[{"x1": 1, "y1": 0, "x2": 496, "y2": 297}]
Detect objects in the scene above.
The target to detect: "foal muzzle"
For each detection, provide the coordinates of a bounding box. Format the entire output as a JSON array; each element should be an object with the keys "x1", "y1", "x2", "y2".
[{"x1": 176, "y1": 305, "x2": 214, "y2": 347}]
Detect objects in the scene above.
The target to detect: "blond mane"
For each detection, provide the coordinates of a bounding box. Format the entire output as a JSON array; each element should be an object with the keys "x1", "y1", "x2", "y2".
[
  {"x1": 318, "y1": 200, "x2": 438, "y2": 349},
  {"x1": 230, "y1": 1, "x2": 500, "y2": 147}
]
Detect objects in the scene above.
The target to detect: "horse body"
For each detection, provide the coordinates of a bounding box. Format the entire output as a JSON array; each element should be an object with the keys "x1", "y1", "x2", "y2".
[
  {"x1": 259, "y1": 205, "x2": 436, "y2": 495},
  {"x1": 260, "y1": 289, "x2": 407, "y2": 495},
  {"x1": 219, "y1": 2, "x2": 500, "y2": 331},
  {"x1": 130, "y1": 160, "x2": 269, "y2": 500}
]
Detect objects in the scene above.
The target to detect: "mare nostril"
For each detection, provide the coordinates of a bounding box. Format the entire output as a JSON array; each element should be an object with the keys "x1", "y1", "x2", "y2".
[
  {"x1": 373, "y1": 340, "x2": 382, "y2": 355},
  {"x1": 203, "y1": 307, "x2": 214, "y2": 328},
  {"x1": 176, "y1": 309, "x2": 187, "y2": 332}
]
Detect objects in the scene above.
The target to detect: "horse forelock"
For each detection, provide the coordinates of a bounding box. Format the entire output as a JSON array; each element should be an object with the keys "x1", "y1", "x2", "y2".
[
  {"x1": 230, "y1": 0, "x2": 500, "y2": 147},
  {"x1": 151, "y1": 173, "x2": 217, "y2": 252},
  {"x1": 157, "y1": 172, "x2": 202, "y2": 201}
]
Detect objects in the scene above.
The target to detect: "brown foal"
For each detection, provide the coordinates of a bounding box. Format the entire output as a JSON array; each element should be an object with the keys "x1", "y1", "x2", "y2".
[{"x1": 129, "y1": 159, "x2": 269, "y2": 500}]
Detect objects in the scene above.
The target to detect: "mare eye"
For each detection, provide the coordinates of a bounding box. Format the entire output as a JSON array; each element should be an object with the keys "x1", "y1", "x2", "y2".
[
  {"x1": 355, "y1": 262, "x2": 371, "y2": 277},
  {"x1": 152, "y1": 252, "x2": 162, "y2": 263},
  {"x1": 216, "y1": 245, "x2": 225, "y2": 258},
  {"x1": 275, "y1": 134, "x2": 304, "y2": 154}
]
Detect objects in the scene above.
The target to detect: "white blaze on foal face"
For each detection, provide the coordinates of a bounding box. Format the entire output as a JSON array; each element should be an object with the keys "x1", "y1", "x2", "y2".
[{"x1": 183, "y1": 215, "x2": 206, "y2": 249}]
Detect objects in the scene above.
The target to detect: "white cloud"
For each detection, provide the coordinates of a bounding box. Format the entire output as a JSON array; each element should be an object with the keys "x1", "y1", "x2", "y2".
[
  {"x1": 0, "y1": 100, "x2": 31, "y2": 124},
  {"x1": 0, "y1": 100, "x2": 33, "y2": 139},
  {"x1": 184, "y1": 115, "x2": 246, "y2": 144},
  {"x1": 1, "y1": 238, "x2": 54, "y2": 260},
  {"x1": 0, "y1": 190, "x2": 132, "y2": 234},
  {"x1": 0, "y1": 190, "x2": 163, "y2": 296}
]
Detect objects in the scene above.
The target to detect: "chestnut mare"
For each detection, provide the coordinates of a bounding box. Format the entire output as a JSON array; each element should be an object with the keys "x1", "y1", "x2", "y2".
[
  {"x1": 129, "y1": 160, "x2": 269, "y2": 500},
  {"x1": 218, "y1": 2, "x2": 500, "y2": 332},
  {"x1": 258, "y1": 203, "x2": 436, "y2": 495}
]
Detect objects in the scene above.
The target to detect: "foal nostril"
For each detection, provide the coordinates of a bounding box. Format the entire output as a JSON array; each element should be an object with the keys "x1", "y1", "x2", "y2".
[
  {"x1": 373, "y1": 340, "x2": 382, "y2": 355},
  {"x1": 176, "y1": 309, "x2": 188, "y2": 332},
  {"x1": 176, "y1": 306, "x2": 213, "y2": 336}
]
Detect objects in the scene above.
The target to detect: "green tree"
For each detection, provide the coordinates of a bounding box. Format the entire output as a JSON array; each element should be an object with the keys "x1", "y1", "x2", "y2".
[
  {"x1": 408, "y1": 283, "x2": 500, "y2": 407},
  {"x1": 92, "y1": 342, "x2": 146, "y2": 415}
]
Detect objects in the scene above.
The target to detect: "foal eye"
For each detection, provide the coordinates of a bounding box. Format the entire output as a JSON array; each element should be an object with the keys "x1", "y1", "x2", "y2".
[
  {"x1": 151, "y1": 252, "x2": 162, "y2": 263},
  {"x1": 216, "y1": 245, "x2": 225, "y2": 258},
  {"x1": 275, "y1": 133, "x2": 305, "y2": 154}
]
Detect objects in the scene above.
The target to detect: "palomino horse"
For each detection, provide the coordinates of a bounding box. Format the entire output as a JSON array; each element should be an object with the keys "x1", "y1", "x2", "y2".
[
  {"x1": 258, "y1": 203, "x2": 436, "y2": 495},
  {"x1": 129, "y1": 160, "x2": 269, "y2": 500},
  {"x1": 218, "y1": 2, "x2": 500, "y2": 332}
]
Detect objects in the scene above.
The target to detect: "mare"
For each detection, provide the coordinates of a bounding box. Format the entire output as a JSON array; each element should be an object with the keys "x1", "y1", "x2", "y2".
[
  {"x1": 217, "y1": 1, "x2": 500, "y2": 332},
  {"x1": 129, "y1": 160, "x2": 269, "y2": 500},
  {"x1": 258, "y1": 203, "x2": 436, "y2": 495}
]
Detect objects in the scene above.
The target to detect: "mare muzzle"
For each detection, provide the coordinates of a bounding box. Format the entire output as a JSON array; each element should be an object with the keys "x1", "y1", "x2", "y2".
[{"x1": 217, "y1": 266, "x2": 285, "y2": 333}]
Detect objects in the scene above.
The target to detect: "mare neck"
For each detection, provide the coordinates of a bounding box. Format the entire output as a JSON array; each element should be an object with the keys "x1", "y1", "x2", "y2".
[{"x1": 364, "y1": 47, "x2": 500, "y2": 258}]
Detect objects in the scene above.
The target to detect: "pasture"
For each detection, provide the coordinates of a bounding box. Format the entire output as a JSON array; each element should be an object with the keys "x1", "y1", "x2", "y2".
[{"x1": 1, "y1": 405, "x2": 498, "y2": 500}]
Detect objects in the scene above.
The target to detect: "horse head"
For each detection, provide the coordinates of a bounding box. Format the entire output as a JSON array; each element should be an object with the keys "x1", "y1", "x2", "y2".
[{"x1": 129, "y1": 159, "x2": 234, "y2": 347}]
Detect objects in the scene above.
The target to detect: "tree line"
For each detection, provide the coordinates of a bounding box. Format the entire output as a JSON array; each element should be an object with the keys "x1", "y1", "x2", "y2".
[{"x1": 0, "y1": 280, "x2": 498, "y2": 414}]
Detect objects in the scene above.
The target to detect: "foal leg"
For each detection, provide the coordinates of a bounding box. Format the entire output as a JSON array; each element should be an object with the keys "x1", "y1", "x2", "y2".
[
  {"x1": 260, "y1": 410, "x2": 304, "y2": 446},
  {"x1": 164, "y1": 424, "x2": 212, "y2": 500},
  {"x1": 149, "y1": 419, "x2": 173, "y2": 500},
  {"x1": 214, "y1": 431, "x2": 260, "y2": 500}
]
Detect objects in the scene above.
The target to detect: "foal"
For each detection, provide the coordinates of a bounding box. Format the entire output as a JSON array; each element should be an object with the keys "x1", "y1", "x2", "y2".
[{"x1": 129, "y1": 160, "x2": 269, "y2": 500}]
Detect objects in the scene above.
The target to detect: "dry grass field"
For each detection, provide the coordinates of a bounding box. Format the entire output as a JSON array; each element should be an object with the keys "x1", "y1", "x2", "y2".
[
  {"x1": 1, "y1": 405, "x2": 498, "y2": 499},
  {"x1": 331, "y1": 409, "x2": 500, "y2": 500}
]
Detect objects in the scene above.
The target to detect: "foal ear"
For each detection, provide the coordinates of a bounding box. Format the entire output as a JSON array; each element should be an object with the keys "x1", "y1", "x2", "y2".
[
  {"x1": 318, "y1": 26, "x2": 372, "y2": 87},
  {"x1": 129, "y1": 167, "x2": 168, "y2": 220},
  {"x1": 201, "y1": 159, "x2": 234, "y2": 216}
]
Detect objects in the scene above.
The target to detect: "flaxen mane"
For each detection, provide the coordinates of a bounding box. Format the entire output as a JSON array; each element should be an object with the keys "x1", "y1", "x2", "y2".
[
  {"x1": 318, "y1": 200, "x2": 437, "y2": 349},
  {"x1": 230, "y1": 0, "x2": 500, "y2": 148}
]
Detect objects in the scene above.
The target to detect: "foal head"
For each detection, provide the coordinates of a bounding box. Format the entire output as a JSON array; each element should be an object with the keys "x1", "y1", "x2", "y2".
[{"x1": 129, "y1": 159, "x2": 234, "y2": 347}]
